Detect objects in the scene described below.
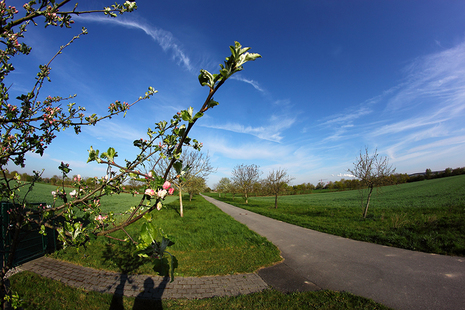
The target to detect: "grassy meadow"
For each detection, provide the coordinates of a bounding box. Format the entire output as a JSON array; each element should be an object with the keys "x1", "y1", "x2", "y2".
[
  {"x1": 17, "y1": 184, "x2": 281, "y2": 277},
  {"x1": 7, "y1": 177, "x2": 462, "y2": 309},
  {"x1": 206, "y1": 175, "x2": 465, "y2": 256},
  {"x1": 9, "y1": 271, "x2": 392, "y2": 310}
]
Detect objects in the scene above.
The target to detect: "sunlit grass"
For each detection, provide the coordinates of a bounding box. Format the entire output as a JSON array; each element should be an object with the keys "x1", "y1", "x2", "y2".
[
  {"x1": 207, "y1": 175, "x2": 465, "y2": 256},
  {"x1": 50, "y1": 195, "x2": 282, "y2": 276},
  {"x1": 10, "y1": 271, "x2": 392, "y2": 310}
]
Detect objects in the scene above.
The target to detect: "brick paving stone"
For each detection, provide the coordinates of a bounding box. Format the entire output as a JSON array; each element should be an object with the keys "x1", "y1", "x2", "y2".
[{"x1": 19, "y1": 257, "x2": 269, "y2": 300}]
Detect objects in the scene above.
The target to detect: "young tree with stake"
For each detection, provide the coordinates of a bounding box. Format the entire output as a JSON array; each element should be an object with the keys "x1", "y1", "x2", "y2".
[{"x1": 348, "y1": 147, "x2": 395, "y2": 218}]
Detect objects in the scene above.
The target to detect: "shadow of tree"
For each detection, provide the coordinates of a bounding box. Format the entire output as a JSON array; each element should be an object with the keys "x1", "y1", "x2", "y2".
[
  {"x1": 102, "y1": 241, "x2": 146, "y2": 310},
  {"x1": 102, "y1": 241, "x2": 146, "y2": 274}
]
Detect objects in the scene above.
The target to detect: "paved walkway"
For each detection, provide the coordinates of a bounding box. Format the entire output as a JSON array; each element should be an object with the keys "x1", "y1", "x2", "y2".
[
  {"x1": 20, "y1": 256, "x2": 267, "y2": 300},
  {"x1": 202, "y1": 195, "x2": 465, "y2": 310}
]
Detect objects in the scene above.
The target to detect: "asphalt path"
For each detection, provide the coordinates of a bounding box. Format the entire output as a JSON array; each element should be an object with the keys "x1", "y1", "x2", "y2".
[{"x1": 201, "y1": 195, "x2": 465, "y2": 310}]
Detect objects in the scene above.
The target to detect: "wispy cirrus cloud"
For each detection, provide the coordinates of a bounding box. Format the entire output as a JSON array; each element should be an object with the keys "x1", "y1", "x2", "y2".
[
  {"x1": 319, "y1": 39, "x2": 465, "y2": 158},
  {"x1": 371, "y1": 41, "x2": 465, "y2": 139},
  {"x1": 75, "y1": 15, "x2": 193, "y2": 71},
  {"x1": 84, "y1": 119, "x2": 146, "y2": 142},
  {"x1": 387, "y1": 40, "x2": 465, "y2": 113},
  {"x1": 201, "y1": 115, "x2": 296, "y2": 142},
  {"x1": 205, "y1": 138, "x2": 284, "y2": 160},
  {"x1": 317, "y1": 103, "x2": 373, "y2": 142},
  {"x1": 230, "y1": 75, "x2": 265, "y2": 93},
  {"x1": 320, "y1": 103, "x2": 372, "y2": 127}
]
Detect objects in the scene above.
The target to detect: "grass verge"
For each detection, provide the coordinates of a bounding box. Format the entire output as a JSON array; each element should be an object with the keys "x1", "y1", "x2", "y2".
[
  {"x1": 49, "y1": 195, "x2": 282, "y2": 276},
  {"x1": 9, "y1": 271, "x2": 392, "y2": 310},
  {"x1": 206, "y1": 175, "x2": 465, "y2": 256}
]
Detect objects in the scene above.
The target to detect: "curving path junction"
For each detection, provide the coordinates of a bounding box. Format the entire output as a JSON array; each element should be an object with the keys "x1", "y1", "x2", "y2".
[{"x1": 201, "y1": 195, "x2": 465, "y2": 310}]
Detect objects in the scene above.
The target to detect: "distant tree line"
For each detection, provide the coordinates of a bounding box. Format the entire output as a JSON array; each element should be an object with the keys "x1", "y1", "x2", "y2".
[{"x1": 5, "y1": 166, "x2": 464, "y2": 198}]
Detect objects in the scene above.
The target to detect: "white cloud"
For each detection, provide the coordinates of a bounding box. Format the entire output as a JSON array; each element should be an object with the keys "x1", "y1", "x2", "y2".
[
  {"x1": 84, "y1": 119, "x2": 146, "y2": 142},
  {"x1": 337, "y1": 173, "x2": 355, "y2": 178},
  {"x1": 320, "y1": 104, "x2": 372, "y2": 127},
  {"x1": 75, "y1": 15, "x2": 192, "y2": 71},
  {"x1": 230, "y1": 75, "x2": 265, "y2": 93},
  {"x1": 202, "y1": 115, "x2": 295, "y2": 142},
  {"x1": 204, "y1": 137, "x2": 286, "y2": 160},
  {"x1": 408, "y1": 135, "x2": 465, "y2": 153},
  {"x1": 386, "y1": 40, "x2": 465, "y2": 113}
]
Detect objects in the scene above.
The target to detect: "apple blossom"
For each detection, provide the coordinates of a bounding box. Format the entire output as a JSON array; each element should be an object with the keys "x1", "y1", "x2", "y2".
[
  {"x1": 157, "y1": 189, "x2": 167, "y2": 199},
  {"x1": 95, "y1": 215, "x2": 107, "y2": 222},
  {"x1": 145, "y1": 188, "x2": 155, "y2": 197},
  {"x1": 157, "y1": 202, "x2": 162, "y2": 210},
  {"x1": 168, "y1": 187, "x2": 175, "y2": 195},
  {"x1": 162, "y1": 181, "x2": 171, "y2": 189}
]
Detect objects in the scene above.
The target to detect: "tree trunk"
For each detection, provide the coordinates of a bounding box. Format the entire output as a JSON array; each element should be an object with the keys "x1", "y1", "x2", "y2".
[
  {"x1": 179, "y1": 189, "x2": 184, "y2": 217},
  {"x1": 245, "y1": 192, "x2": 248, "y2": 204},
  {"x1": 274, "y1": 194, "x2": 278, "y2": 209},
  {"x1": 189, "y1": 193, "x2": 193, "y2": 201},
  {"x1": 363, "y1": 186, "x2": 374, "y2": 218}
]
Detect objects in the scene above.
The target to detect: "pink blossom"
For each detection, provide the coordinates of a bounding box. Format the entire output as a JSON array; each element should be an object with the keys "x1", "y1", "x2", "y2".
[
  {"x1": 162, "y1": 181, "x2": 171, "y2": 189},
  {"x1": 69, "y1": 190, "x2": 77, "y2": 197},
  {"x1": 168, "y1": 187, "x2": 175, "y2": 195},
  {"x1": 145, "y1": 188, "x2": 155, "y2": 197},
  {"x1": 95, "y1": 215, "x2": 107, "y2": 222}
]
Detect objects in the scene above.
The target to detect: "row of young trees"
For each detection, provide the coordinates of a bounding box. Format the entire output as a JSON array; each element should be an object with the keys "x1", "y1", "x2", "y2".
[
  {"x1": 0, "y1": 0, "x2": 261, "y2": 307},
  {"x1": 215, "y1": 152, "x2": 464, "y2": 217},
  {"x1": 215, "y1": 164, "x2": 293, "y2": 208},
  {"x1": 217, "y1": 166, "x2": 465, "y2": 198}
]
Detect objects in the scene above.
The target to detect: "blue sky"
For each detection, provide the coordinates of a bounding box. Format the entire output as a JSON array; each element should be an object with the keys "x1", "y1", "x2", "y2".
[{"x1": 7, "y1": 0, "x2": 465, "y2": 187}]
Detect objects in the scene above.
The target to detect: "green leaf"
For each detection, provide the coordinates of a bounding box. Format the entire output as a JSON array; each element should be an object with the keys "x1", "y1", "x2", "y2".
[
  {"x1": 173, "y1": 161, "x2": 183, "y2": 175},
  {"x1": 101, "y1": 147, "x2": 117, "y2": 162},
  {"x1": 207, "y1": 99, "x2": 219, "y2": 109},
  {"x1": 160, "y1": 236, "x2": 175, "y2": 253},
  {"x1": 180, "y1": 110, "x2": 191, "y2": 122},
  {"x1": 140, "y1": 222, "x2": 157, "y2": 245},
  {"x1": 193, "y1": 111, "x2": 204, "y2": 121},
  {"x1": 198, "y1": 69, "x2": 214, "y2": 88}
]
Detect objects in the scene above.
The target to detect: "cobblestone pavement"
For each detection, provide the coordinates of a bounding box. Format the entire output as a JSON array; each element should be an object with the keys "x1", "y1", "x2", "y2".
[{"x1": 19, "y1": 257, "x2": 268, "y2": 300}]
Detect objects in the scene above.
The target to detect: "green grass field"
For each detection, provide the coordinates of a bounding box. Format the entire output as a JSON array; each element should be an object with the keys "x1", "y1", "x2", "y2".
[
  {"x1": 7, "y1": 177, "x2": 462, "y2": 309},
  {"x1": 206, "y1": 175, "x2": 465, "y2": 256},
  {"x1": 44, "y1": 192, "x2": 282, "y2": 277},
  {"x1": 9, "y1": 271, "x2": 392, "y2": 310},
  {"x1": 14, "y1": 182, "x2": 175, "y2": 214}
]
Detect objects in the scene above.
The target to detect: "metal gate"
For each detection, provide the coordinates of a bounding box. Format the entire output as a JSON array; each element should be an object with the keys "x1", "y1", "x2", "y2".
[{"x1": 1, "y1": 202, "x2": 57, "y2": 267}]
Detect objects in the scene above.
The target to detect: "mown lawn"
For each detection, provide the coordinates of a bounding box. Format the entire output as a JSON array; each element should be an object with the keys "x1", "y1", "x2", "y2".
[
  {"x1": 48, "y1": 194, "x2": 282, "y2": 277},
  {"x1": 9, "y1": 271, "x2": 392, "y2": 310},
  {"x1": 6, "y1": 182, "x2": 398, "y2": 309},
  {"x1": 206, "y1": 175, "x2": 465, "y2": 256}
]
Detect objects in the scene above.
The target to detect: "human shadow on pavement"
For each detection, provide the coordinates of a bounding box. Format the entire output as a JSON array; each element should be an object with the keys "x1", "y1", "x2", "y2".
[{"x1": 132, "y1": 276, "x2": 170, "y2": 310}]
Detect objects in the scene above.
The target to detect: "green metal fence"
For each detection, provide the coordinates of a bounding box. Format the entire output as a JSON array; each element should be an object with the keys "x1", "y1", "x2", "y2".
[{"x1": 1, "y1": 202, "x2": 58, "y2": 267}]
